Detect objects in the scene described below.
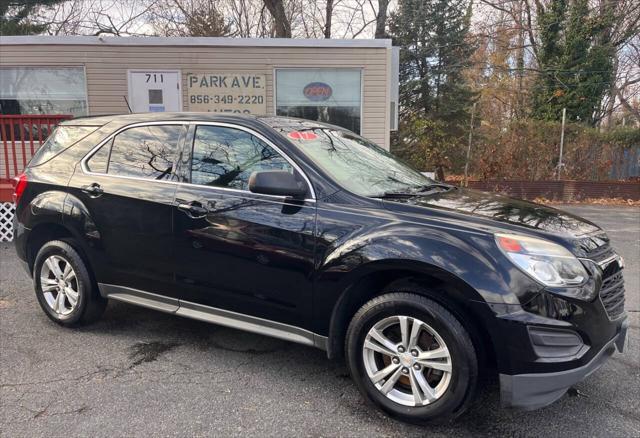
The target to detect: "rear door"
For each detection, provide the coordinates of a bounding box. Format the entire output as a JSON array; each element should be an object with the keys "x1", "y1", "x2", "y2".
[
  {"x1": 68, "y1": 122, "x2": 188, "y2": 297},
  {"x1": 172, "y1": 123, "x2": 317, "y2": 328}
]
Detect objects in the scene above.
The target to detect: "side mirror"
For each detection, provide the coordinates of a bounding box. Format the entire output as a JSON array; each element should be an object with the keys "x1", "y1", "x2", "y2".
[{"x1": 248, "y1": 170, "x2": 308, "y2": 198}]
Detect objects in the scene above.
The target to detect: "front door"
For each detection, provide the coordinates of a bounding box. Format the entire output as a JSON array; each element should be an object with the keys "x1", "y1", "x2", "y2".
[
  {"x1": 68, "y1": 123, "x2": 187, "y2": 297},
  {"x1": 128, "y1": 70, "x2": 181, "y2": 113},
  {"x1": 172, "y1": 124, "x2": 317, "y2": 328}
]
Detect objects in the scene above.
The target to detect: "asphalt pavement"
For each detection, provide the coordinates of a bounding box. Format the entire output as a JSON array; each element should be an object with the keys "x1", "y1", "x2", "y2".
[{"x1": 1, "y1": 205, "x2": 638, "y2": 437}]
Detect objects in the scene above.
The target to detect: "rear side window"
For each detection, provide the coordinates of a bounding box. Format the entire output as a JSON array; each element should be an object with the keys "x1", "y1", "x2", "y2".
[
  {"x1": 30, "y1": 126, "x2": 97, "y2": 167},
  {"x1": 87, "y1": 124, "x2": 186, "y2": 181},
  {"x1": 86, "y1": 140, "x2": 110, "y2": 173}
]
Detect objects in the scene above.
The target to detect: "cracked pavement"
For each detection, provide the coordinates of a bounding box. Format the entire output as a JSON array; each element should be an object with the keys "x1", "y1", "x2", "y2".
[{"x1": 1, "y1": 205, "x2": 638, "y2": 437}]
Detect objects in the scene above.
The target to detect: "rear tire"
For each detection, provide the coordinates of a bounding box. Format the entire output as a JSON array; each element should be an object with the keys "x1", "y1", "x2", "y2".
[
  {"x1": 345, "y1": 292, "x2": 478, "y2": 424},
  {"x1": 33, "y1": 240, "x2": 106, "y2": 326}
]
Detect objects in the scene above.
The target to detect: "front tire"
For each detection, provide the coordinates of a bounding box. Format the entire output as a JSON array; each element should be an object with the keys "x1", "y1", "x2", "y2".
[
  {"x1": 345, "y1": 292, "x2": 478, "y2": 424},
  {"x1": 33, "y1": 240, "x2": 106, "y2": 326}
]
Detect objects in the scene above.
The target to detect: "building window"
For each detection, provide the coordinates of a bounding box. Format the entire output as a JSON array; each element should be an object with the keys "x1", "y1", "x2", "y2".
[
  {"x1": 0, "y1": 67, "x2": 88, "y2": 116},
  {"x1": 275, "y1": 68, "x2": 361, "y2": 134}
]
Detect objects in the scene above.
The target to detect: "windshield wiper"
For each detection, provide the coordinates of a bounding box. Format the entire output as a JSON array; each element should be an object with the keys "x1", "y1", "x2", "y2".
[
  {"x1": 371, "y1": 183, "x2": 456, "y2": 199},
  {"x1": 371, "y1": 191, "x2": 419, "y2": 198},
  {"x1": 413, "y1": 183, "x2": 456, "y2": 192}
]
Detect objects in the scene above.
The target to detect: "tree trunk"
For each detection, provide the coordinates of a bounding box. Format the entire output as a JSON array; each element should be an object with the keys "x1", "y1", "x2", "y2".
[
  {"x1": 515, "y1": 1, "x2": 525, "y2": 119},
  {"x1": 324, "y1": 0, "x2": 333, "y2": 38},
  {"x1": 375, "y1": 0, "x2": 390, "y2": 38},
  {"x1": 263, "y1": 0, "x2": 291, "y2": 38}
]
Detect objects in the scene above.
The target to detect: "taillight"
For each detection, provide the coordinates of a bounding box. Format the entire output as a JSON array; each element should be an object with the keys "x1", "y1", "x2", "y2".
[{"x1": 12, "y1": 173, "x2": 28, "y2": 204}]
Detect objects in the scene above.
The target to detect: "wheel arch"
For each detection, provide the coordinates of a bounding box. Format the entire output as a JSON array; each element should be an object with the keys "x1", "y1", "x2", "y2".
[
  {"x1": 25, "y1": 191, "x2": 98, "y2": 275},
  {"x1": 325, "y1": 260, "x2": 497, "y2": 372},
  {"x1": 26, "y1": 222, "x2": 85, "y2": 273}
]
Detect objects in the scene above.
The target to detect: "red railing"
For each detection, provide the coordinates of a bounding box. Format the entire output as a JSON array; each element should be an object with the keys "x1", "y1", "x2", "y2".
[{"x1": 0, "y1": 114, "x2": 73, "y2": 201}]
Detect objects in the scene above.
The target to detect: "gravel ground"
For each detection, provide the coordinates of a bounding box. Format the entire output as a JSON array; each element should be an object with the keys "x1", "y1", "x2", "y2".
[{"x1": 1, "y1": 205, "x2": 638, "y2": 437}]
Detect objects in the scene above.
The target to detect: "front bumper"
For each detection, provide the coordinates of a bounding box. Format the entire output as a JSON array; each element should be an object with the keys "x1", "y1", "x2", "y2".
[{"x1": 499, "y1": 317, "x2": 629, "y2": 410}]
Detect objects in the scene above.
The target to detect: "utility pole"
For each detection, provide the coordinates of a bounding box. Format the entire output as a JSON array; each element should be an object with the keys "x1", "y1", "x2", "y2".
[
  {"x1": 463, "y1": 102, "x2": 477, "y2": 187},
  {"x1": 557, "y1": 107, "x2": 566, "y2": 181}
]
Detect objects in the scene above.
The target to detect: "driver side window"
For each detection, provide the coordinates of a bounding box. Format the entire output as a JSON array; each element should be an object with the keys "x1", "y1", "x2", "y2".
[{"x1": 191, "y1": 125, "x2": 293, "y2": 190}]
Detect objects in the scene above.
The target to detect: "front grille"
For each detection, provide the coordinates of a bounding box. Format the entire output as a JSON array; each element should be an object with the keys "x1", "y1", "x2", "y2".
[
  {"x1": 599, "y1": 270, "x2": 625, "y2": 320},
  {"x1": 580, "y1": 233, "x2": 626, "y2": 319}
]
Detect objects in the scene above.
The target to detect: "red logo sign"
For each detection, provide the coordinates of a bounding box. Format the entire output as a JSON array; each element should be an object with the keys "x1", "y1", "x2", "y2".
[
  {"x1": 287, "y1": 131, "x2": 318, "y2": 141},
  {"x1": 303, "y1": 82, "x2": 333, "y2": 102}
]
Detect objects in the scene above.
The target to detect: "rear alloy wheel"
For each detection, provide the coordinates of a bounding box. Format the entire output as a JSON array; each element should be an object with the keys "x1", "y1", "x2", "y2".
[
  {"x1": 34, "y1": 240, "x2": 106, "y2": 325},
  {"x1": 363, "y1": 315, "x2": 452, "y2": 407},
  {"x1": 40, "y1": 255, "x2": 80, "y2": 316},
  {"x1": 346, "y1": 292, "x2": 478, "y2": 424}
]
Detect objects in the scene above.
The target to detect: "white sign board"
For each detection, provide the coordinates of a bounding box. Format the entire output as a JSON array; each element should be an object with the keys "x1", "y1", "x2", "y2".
[{"x1": 186, "y1": 73, "x2": 266, "y2": 114}]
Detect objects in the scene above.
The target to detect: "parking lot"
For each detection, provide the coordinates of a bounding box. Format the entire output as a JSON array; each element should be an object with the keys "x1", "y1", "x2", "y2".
[{"x1": 1, "y1": 205, "x2": 638, "y2": 437}]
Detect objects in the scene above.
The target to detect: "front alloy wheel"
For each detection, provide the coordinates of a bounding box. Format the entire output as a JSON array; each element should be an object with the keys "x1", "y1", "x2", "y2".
[
  {"x1": 363, "y1": 316, "x2": 452, "y2": 406},
  {"x1": 346, "y1": 292, "x2": 478, "y2": 424}
]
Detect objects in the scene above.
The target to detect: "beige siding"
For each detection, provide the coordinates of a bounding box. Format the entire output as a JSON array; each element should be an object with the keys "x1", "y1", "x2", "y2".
[{"x1": 0, "y1": 44, "x2": 391, "y2": 148}]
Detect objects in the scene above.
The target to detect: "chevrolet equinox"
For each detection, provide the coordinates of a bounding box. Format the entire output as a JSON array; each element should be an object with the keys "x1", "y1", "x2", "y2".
[{"x1": 13, "y1": 113, "x2": 628, "y2": 423}]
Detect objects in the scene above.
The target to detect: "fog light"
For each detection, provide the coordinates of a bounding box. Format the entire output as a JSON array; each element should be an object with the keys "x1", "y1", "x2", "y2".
[{"x1": 528, "y1": 326, "x2": 587, "y2": 360}]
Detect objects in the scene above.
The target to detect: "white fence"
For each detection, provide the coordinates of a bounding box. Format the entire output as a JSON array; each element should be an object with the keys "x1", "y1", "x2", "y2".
[{"x1": 0, "y1": 202, "x2": 15, "y2": 242}]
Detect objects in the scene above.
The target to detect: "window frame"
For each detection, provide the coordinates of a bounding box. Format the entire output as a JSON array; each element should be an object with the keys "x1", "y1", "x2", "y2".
[
  {"x1": 81, "y1": 121, "x2": 316, "y2": 201},
  {"x1": 273, "y1": 67, "x2": 364, "y2": 134},
  {"x1": 81, "y1": 121, "x2": 188, "y2": 184}
]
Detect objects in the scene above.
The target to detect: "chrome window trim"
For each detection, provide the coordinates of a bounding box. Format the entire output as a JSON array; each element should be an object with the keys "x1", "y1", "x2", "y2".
[{"x1": 80, "y1": 120, "x2": 317, "y2": 202}]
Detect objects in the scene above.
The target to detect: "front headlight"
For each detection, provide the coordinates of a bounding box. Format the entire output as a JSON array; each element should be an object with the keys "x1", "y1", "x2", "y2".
[{"x1": 495, "y1": 233, "x2": 588, "y2": 287}]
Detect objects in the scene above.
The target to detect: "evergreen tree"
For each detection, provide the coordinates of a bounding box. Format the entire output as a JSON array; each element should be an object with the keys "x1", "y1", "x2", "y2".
[
  {"x1": 389, "y1": 0, "x2": 476, "y2": 177},
  {"x1": 532, "y1": 0, "x2": 616, "y2": 126},
  {"x1": 390, "y1": 0, "x2": 476, "y2": 127},
  {"x1": 1, "y1": 0, "x2": 65, "y2": 35}
]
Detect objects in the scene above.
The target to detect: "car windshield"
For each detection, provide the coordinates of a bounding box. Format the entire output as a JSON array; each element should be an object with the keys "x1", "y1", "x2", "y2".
[{"x1": 271, "y1": 124, "x2": 438, "y2": 197}]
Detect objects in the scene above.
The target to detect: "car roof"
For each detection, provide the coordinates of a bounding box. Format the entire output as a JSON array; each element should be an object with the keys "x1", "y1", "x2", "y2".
[
  {"x1": 59, "y1": 112, "x2": 259, "y2": 126},
  {"x1": 59, "y1": 112, "x2": 340, "y2": 132}
]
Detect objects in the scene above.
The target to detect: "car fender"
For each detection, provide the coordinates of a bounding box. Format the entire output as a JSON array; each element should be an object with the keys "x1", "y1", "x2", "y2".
[{"x1": 317, "y1": 223, "x2": 518, "y2": 306}]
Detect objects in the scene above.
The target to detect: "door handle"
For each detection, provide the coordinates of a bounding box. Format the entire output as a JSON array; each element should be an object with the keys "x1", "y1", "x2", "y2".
[
  {"x1": 81, "y1": 183, "x2": 104, "y2": 197},
  {"x1": 177, "y1": 201, "x2": 209, "y2": 219}
]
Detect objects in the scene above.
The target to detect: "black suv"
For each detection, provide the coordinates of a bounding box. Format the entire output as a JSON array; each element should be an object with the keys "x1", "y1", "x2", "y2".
[{"x1": 13, "y1": 113, "x2": 628, "y2": 423}]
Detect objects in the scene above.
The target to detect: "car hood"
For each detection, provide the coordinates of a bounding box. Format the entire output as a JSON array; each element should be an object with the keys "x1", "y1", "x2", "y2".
[{"x1": 382, "y1": 188, "x2": 602, "y2": 239}]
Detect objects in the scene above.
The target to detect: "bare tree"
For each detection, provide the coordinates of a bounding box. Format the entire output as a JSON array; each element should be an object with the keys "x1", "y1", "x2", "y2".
[
  {"x1": 263, "y1": 0, "x2": 291, "y2": 37},
  {"x1": 150, "y1": 0, "x2": 232, "y2": 36},
  {"x1": 35, "y1": 0, "x2": 157, "y2": 36},
  {"x1": 324, "y1": 0, "x2": 334, "y2": 38},
  {"x1": 375, "y1": 0, "x2": 390, "y2": 38}
]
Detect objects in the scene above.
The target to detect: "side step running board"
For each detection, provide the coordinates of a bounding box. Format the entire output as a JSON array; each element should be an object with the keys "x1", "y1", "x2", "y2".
[{"x1": 98, "y1": 283, "x2": 327, "y2": 350}]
